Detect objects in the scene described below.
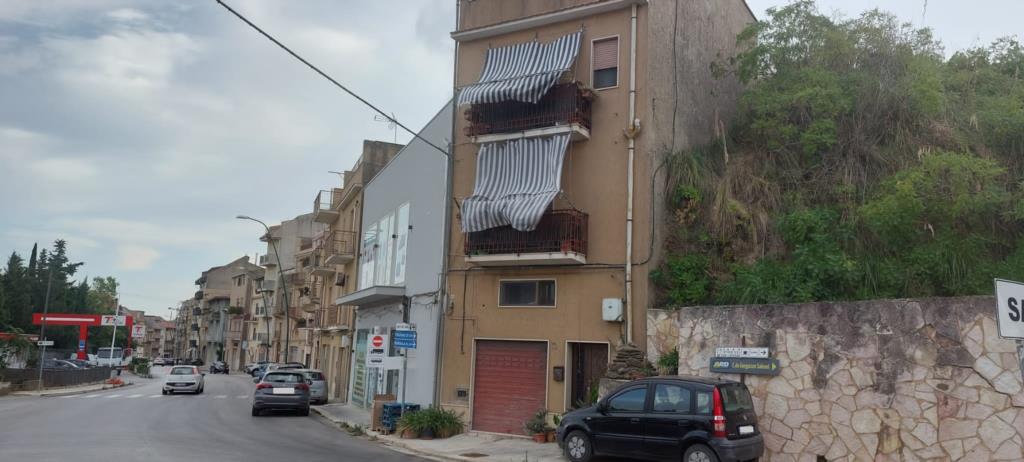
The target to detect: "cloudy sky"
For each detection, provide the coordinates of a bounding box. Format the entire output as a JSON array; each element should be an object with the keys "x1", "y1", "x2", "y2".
[{"x1": 0, "y1": 0, "x2": 1019, "y2": 321}]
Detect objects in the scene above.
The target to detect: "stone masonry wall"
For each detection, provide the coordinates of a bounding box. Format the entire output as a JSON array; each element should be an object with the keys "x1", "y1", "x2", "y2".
[{"x1": 651, "y1": 296, "x2": 1024, "y2": 461}]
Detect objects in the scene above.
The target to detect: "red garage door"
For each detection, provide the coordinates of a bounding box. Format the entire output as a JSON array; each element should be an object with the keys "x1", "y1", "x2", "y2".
[{"x1": 473, "y1": 340, "x2": 547, "y2": 434}]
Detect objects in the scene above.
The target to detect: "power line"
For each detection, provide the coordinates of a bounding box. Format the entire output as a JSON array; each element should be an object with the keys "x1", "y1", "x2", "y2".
[{"x1": 214, "y1": 0, "x2": 449, "y2": 157}]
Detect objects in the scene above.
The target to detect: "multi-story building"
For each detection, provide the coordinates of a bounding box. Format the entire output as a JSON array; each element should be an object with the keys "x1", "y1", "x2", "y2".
[
  {"x1": 335, "y1": 113, "x2": 450, "y2": 409},
  {"x1": 195, "y1": 256, "x2": 260, "y2": 365},
  {"x1": 258, "y1": 213, "x2": 324, "y2": 364},
  {"x1": 159, "y1": 320, "x2": 175, "y2": 359},
  {"x1": 440, "y1": 0, "x2": 754, "y2": 434},
  {"x1": 228, "y1": 265, "x2": 263, "y2": 371},
  {"x1": 306, "y1": 140, "x2": 403, "y2": 403}
]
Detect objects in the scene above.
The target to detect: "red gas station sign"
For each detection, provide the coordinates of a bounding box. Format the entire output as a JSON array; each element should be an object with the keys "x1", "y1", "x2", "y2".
[{"x1": 32, "y1": 313, "x2": 134, "y2": 360}]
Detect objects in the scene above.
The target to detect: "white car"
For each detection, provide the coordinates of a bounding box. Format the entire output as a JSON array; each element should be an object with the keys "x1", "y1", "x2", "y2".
[
  {"x1": 153, "y1": 357, "x2": 167, "y2": 366},
  {"x1": 162, "y1": 365, "x2": 205, "y2": 395}
]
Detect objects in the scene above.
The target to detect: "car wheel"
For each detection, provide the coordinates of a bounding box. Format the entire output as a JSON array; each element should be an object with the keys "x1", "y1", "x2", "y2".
[
  {"x1": 564, "y1": 430, "x2": 592, "y2": 462},
  {"x1": 251, "y1": 407, "x2": 260, "y2": 417},
  {"x1": 684, "y1": 444, "x2": 720, "y2": 462},
  {"x1": 300, "y1": 407, "x2": 310, "y2": 416},
  {"x1": 161, "y1": 389, "x2": 167, "y2": 395}
]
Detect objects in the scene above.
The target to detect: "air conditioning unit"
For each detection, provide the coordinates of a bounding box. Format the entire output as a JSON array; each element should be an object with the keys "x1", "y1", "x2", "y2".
[
  {"x1": 602, "y1": 298, "x2": 623, "y2": 322},
  {"x1": 334, "y1": 273, "x2": 347, "y2": 287}
]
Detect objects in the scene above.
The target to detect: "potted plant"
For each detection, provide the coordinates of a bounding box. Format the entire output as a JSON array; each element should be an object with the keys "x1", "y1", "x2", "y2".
[
  {"x1": 547, "y1": 414, "x2": 561, "y2": 442},
  {"x1": 433, "y1": 407, "x2": 465, "y2": 438},
  {"x1": 524, "y1": 409, "x2": 549, "y2": 443},
  {"x1": 396, "y1": 410, "x2": 422, "y2": 439}
]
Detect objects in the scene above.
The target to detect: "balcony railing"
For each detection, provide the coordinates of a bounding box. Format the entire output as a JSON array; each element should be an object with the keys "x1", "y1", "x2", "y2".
[
  {"x1": 464, "y1": 209, "x2": 588, "y2": 266},
  {"x1": 314, "y1": 189, "x2": 343, "y2": 224},
  {"x1": 299, "y1": 280, "x2": 322, "y2": 312},
  {"x1": 464, "y1": 82, "x2": 593, "y2": 139},
  {"x1": 194, "y1": 290, "x2": 204, "y2": 300},
  {"x1": 319, "y1": 229, "x2": 358, "y2": 266}
]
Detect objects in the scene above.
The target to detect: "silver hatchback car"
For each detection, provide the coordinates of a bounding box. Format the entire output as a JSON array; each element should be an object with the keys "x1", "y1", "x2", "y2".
[
  {"x1": 252, "y1": 370, "x2": 311, "y2": 416},
  {"x1": 296, "y1": 369, "x2": 328, "y2": 405}
]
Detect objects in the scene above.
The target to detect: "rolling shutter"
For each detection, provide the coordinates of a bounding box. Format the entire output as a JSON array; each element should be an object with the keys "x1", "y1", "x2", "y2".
[
  {"x1": 472, "y1": 340, "x2": 547, "y2": 434},
  {"x1": 592, "y1": 37, "x2": 618, "y2": 70}
]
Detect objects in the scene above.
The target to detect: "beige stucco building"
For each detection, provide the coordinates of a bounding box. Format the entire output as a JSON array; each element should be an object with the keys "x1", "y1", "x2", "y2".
[{"x1": 440, "y1": 0, "x2": 754, "y2": 434}]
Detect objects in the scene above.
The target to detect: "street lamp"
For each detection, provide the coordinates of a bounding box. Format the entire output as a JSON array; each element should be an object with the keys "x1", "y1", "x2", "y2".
[{"x1": 236, "y1": 215, "x2": 292, "y2": 363}]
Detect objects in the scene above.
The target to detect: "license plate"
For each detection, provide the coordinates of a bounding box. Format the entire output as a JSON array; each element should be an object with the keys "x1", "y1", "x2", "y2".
[
  {"x1": 272, "y1": 387, "x2": 294, "y2": 395},
  {"x1": 739, "y1": 425, "x2": 755, "y2": 435}
]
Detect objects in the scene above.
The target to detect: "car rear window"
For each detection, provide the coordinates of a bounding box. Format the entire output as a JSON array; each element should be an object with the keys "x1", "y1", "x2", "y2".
[
  {"x1": 304, "y1": 371, "x2": 324, "y2": 381},
  {"x1": 264, "y1": 373, "x2": 303, "y2": 383},
  {"x1": 170, "y1": 367, "x2": 194, "y2": 375},
  {"x1": 719, "y1": 384, "x2": 754, "y2": 412}
]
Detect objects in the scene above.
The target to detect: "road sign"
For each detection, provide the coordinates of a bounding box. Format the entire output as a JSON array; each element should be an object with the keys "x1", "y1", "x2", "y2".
[
  {"x1": 367, "y1": 334, "x2": 388, "y2": 366},
  {"x1": 394, "y1": 330, "x2": 417, "y2": 349},
  {"x1": 101, "y1": 315, "x2": 126, "y2": 326},
  {"x1": 995, "y1": 279, "x2": 1024, "y2": 339},
  {"x1": 710, "y1": 357, "x2": 780, "y2": 376},
  {"x1": 131, "y1": 325, "x2": 146, "y2": 338},
  {"x1": 37, "y1": 340, "x2": 54, "y2": 347},
  {"x1": 715, "y1": 347, "x2": 769, "y2": 358},
  {"x1": 78, "y1": 340, "x2": 86, "y2": 351}
]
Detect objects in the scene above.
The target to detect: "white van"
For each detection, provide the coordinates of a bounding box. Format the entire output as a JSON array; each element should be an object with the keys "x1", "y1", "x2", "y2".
[{"x1": 92, "y1": 347, "x2": 131, "y2": 367}]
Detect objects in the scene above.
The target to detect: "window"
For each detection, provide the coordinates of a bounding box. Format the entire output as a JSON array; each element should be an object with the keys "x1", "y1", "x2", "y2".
[
  {"x1": 592, "y1": 37, "x2": 618, "y2": 89},
  {"x1": 720, "y1": 384, "x2": 754, "y2": 412},
  {"x1": 653, "y1": 383, "x2": 691, "y2": 413},
  {"x1": 608, "y1": 387, "x2": 647, "y2": 412},
  {"x1": 695, "y1": 390, "x2": 713, "y2": 415},
  {"x1": 499, "y1": 280, "x2": 555, "y2": 307}
]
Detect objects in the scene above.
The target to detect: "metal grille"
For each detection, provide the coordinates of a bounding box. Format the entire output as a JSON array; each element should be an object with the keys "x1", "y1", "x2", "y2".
[
  {"x1": 464, "y1": 83, "x2": 592, "y2": 137},
  {"x1": 464, "y1": 209, "x2": 588, "y2": 256}
]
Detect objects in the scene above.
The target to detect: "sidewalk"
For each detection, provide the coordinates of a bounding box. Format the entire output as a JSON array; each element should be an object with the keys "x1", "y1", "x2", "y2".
[
  {"x1": 312, "y1": 403, "x2": 565, "y2": 462},
  {"x1": 11, "y1": 379, "x2": 134, "y2": 397}
]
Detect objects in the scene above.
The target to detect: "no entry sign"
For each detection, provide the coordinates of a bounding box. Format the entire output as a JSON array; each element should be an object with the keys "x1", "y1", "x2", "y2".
[
  {"x1": 371, "y1": 335, "x2": 385, "y2": 348},
  {"x1": 366, "y1": 334, "x2": 388, "y2": 366}
]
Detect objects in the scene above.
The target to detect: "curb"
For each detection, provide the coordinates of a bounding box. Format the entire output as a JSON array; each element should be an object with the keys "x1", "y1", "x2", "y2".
[{"x1": 12, "y1": 381, "x2": 135, "y2": 398}]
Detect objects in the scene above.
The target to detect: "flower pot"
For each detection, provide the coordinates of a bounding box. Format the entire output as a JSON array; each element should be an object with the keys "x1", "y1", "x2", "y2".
[
  {"x1": 420, "y1": 428, "x2": 435, "y2": 440},
  {"x1": 401, "y1": 429, "x2": 418, "y2": 439},
  {"x1": 546, "y1": 431, "x2": 556, "y2": 443},
  {"x1": 532, "y1": 433, "x2": 547, "y2": 443}
]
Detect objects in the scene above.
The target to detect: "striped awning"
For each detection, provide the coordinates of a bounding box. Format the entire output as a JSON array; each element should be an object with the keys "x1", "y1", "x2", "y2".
[
  {"x1": 457, "y1": 31, "x2": 582, "y2": 106},
  {"x1": 461, "y1": 134, "x2": 570, "y2": 233}
]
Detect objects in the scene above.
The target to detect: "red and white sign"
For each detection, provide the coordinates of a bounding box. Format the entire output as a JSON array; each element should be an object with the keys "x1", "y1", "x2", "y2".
[
  {"x1": 101, "y1": 315, "x2": 126, "y2": 326},
  {"x1": 366, "y1": 334, "x2": 388, "y2": 366},
  {"x1": 131, "y1": 325, "x2": 146, "y2": 338},
  {"x1": 371, "y1": 335, "x2": 385, "y2": 348}
]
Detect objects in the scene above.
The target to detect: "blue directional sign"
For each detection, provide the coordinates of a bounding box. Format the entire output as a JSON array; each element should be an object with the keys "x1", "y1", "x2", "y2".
[
  {"x1": 393, "y1": 329, "x2": 417, "y2": 349},
  {"x1": 78, "y1": 340, "x2": 86, "y2": 351}
]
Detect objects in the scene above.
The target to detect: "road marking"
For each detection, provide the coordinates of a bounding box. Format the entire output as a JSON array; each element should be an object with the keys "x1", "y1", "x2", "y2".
[
  {"x1": 148, "y1": 395, "x2": 161, "y2": 398},
  {"x1": 236, "y1": 395, "x2": 248, "y2": 399},
  {"x1": 59, "y1": 395, "x2": 78, "y2": 399},
  {"x1": 82, "y1": 394, "x2": 100, "y2": 399},
  {"x1": 128, "y1": 394, "x2": 143, "y2": 398},
  {"x1": 214, "y1": 395, "x2": 227, "y2": 399},
  {"x1": 104, "y1": 394, "x2": 121, "y2": 398}
]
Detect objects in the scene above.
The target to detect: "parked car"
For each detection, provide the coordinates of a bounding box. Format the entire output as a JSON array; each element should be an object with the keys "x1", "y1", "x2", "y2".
[
  {"x1": 152, "y1": 357, "x2": 167, "y2": 366},
  {"x1": 66, "y1": 359, "x2": 93, "y2": 369},
  {"x1": 296, "y1": 369, "x2": 327, "y2": 405},
  {"x1": 189, "y1": 358, "x2": 204, "y2": 367},
  {"x1": 255, "y1": 362, "x2": 304, "y2": 380},
  {"x1": 245, "y1": 361, "x2": 268, "y2": 374},
  {"x1": 251, "y1": 370, "x2": 311, "y2": 416},
  {"x1": 557, "y1": 376, "x2": 763, "y2": 462},
  {"x1": 250, "y1": 363, "x2": 269, "y2": 378},
  {"x1": 210, "y1": 361, "x2": 229, "y2": 374},
  {"x1": 43, "y1": 359, "x2": 79, "y2": 369},
  {"x1": 162, "y1": 365, "x2": 205, "y2": 395}
]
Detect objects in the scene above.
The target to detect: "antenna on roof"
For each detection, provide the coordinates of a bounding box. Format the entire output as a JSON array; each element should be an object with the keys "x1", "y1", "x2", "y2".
[{"x1": 373, "y1": 113, "x2": 398, "y2": 143}]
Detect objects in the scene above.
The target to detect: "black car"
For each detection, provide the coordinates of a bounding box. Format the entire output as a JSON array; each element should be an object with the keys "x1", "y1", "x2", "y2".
[
  {"x1": 557, "y1": 376, "x2": 763, "y2": 462},
  {"x1": 189, "y1": 358, "x2": 204, "y2": 366},
  {"x1": 210, "y1": 361, "x2": 229, "y2": 374}
]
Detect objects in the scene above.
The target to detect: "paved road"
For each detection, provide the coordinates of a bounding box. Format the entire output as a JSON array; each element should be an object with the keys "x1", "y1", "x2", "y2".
[{"x1": 0, "y1": 366, "x2": 427, "y2": 462}]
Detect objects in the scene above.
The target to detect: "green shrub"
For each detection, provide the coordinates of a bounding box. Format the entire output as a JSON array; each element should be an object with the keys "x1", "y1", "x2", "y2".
[{"x1": 657, "y1": 347, "x2": 679, "y2": 374}]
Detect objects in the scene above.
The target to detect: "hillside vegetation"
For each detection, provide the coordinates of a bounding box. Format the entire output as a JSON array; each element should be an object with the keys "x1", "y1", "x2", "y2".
[{"x1": 654, "y1": 1, "x2": 1024, "y2": 306}]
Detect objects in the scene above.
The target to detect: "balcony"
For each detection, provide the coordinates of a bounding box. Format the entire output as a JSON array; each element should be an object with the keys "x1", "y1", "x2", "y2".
[
  {"x1": 464, "y1": 209, "x2": 588, "y2": 266},
  {"x1": 194, "y1": 290, "x2": 204, "y2": 300},
  {"x1": 259, "y1": 279, "x2": 276, "y2": 293},
  {"x1": 319, "y1": 305, "x2": 353, "y2": 332},
  {"x1": 296, "y1": 237, "x2": 314, "y2": 257},
  {"x1": 190, "y1": 323, "x2": 199, "y2": 332},
  {"x1": 464, "y1": 82, "x2": 593, "y2": 143},
  {"x1": 299, "y1": 280, "x2": 322, "y2": 312},
  {"x1": 192, "y1": 307, "x2": 201, "y2": 316},
  {"x1": 320, "y1": 229, "x2": 358, "y2": 266},
  {"x1": 314, "y1": 189, "x2": 343, "y2": 224},
  {"x1": 258, "y1": 254, "x2": 276, "y2": 267},
  {"x1": 273, "y1": 305, "x2": 301, "y2": 319}
]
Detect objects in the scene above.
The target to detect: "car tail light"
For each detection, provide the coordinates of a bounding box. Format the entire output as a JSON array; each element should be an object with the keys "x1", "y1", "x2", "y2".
[
  {"x1": 256, "y1": 383, "x2": 273, "y2": 390},
  {"x1": 712, "y1": 387, "x2": 727, "y2": 438},
  {"x1": 295, "y1": 383, "x2": 310, "y2": 391}
]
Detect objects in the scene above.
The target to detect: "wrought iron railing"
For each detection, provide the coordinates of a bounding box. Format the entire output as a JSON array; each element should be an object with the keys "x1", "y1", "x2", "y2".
[
  {"x1": 464, "y1": 209, "x2": 588, "y2": 256},
  {"x1": 464, "y1": 82, "x2": 593, "y2": 137}
]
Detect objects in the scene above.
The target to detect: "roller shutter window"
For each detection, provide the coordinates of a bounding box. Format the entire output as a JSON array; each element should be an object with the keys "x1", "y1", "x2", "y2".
[{"x1": 592, "y1": 37, "x2": 619, "y2": 89}]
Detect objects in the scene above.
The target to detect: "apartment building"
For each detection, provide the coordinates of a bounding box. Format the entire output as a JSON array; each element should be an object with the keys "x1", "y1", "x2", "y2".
[
  {"x1": 440, "y1": 0, "x2": 754, "y2": 434},
  {"x1": 301, "y1": 140, "x2": 403, "y2": 403},
  {"x1": 195, "y1": 256, "x2": 261, "y2": 365},
  {"x1": 228, "y1": 265, "x2": 264, "y2": 371},
  {"x1": 335, "y1": 108, "x2": 451, "y2": 408},
  {"x1": 258, "y1": 213, "x2": 324, "y2": 364}
]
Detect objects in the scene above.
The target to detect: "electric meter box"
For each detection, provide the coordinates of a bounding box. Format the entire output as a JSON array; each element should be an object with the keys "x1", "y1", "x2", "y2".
[{"x1": 602, "y1": 298, "x2": 623, "y2": 322}]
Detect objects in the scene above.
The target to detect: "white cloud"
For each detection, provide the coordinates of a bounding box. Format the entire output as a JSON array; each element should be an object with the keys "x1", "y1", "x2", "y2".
[
  {"x1": 115, "y1": 244, "x2": 160, "y2": 270},
  {"x1": 295, "y1": 26, "x2": 378, "y2": 57},
  {"x1": 28, "y1": 157, "x2": 99, "y2": 182},
  {"x1": 107, "y1": 8, "x2": 148, "y2": 22}
]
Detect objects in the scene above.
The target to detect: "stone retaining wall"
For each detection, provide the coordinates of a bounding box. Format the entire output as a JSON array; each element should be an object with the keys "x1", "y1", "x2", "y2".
[{"x1": 650, "y1": 296, "x2": 1024, "y2": 461}]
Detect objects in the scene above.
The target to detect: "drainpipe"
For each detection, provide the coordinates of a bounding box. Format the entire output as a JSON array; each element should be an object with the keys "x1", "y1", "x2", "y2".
[
  {"x1": 433, "y1": 0, "x2": 461, "y2": 408},
  {"x1": 624, "y1": 3, "x2": 640, "y2": 345}
]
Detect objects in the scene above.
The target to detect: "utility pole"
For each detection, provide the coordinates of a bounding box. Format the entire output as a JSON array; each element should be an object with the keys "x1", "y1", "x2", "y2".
[{"x1": 35, "y1": 265, "x2": 54, "y2": 396}]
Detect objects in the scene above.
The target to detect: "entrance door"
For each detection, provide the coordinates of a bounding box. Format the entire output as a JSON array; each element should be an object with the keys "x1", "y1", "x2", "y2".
[
  {"x1": 350, "y1": 329, "x2": 369, "y2": 407},
  {"x1": 570, "y1": 342, "x2": 608, "y2": 408},
  {"x1": 472, "y1": 340, "x2": 547, "y2": 434}
]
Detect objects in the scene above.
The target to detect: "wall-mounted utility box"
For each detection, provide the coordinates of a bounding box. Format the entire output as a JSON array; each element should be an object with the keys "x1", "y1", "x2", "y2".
[{"x1": 602, "y1": 298, "x2": 623, "y2": 322}]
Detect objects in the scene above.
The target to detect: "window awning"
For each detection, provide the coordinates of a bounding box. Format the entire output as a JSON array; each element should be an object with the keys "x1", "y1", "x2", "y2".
[
  {"x1": 457, "y1": 31, "x2": 582, "y2": 106},
  {"x1": 461, "y1": 134, "x2": 570, "y2": 233}
]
